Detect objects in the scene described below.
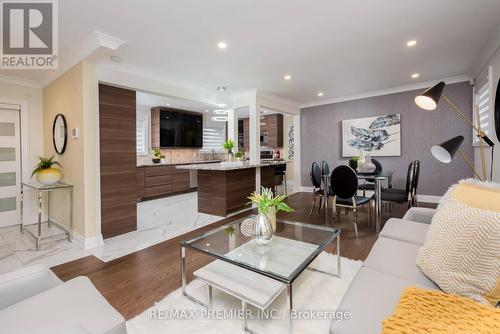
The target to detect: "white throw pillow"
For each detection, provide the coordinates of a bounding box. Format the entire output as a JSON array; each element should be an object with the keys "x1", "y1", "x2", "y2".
[{"x1": 416, "y1": 179, "x2": 500, "y2": 305}]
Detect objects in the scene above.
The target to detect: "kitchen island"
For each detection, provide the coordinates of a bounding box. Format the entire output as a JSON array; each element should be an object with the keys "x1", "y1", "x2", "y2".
[{"x1": 176, "y1": 161, "x2": 287, "y2": 216}]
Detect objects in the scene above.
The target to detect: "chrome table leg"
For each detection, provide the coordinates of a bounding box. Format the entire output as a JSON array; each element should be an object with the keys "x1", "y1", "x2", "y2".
[
  {"x1": 36, "y1": 190, "x2": 42, "y2": 251},
  {"x1": 287, "y1": 284, "x2": 293, "y2": 334},
  {"x1": 181, "y1": 246, "x2": 187, "y2": 295},
  {"x1": 207, "y1": 285, "x2": 213, "y2": 309},
  {"x1": 375, "y1": 179, "x2": 382, "y2": 233}
]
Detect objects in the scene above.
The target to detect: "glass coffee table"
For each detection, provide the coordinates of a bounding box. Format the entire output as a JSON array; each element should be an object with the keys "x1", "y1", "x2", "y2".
[{"x1": 180, "y1": 215, "x2": 341, "y2": 333}]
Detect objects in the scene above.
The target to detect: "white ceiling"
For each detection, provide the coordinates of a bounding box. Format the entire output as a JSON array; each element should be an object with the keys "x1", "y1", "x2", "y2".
[
  {"x1": 137, "y1": 91, "x2": 214, "y2": 113},
  {"x1": 2, "y1": 0, "x2": 500, "y2": 104}
]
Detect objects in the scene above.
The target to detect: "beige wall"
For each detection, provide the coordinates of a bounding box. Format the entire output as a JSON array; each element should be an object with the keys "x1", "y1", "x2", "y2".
[
  {"x1": 43, "y1": 62, "x2": 97, "y2": 238},
  {"x1": 0, "y1": 81, "x2": 44, "y2": 224}
]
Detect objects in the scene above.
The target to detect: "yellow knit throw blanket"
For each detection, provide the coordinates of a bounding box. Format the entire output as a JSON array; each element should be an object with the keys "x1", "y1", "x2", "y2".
[{"x1": 382, "y1": 287, "x2": 500, "y2": 334}]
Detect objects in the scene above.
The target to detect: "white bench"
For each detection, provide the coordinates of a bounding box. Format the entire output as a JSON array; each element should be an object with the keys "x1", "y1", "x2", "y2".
[{"x1": 194, "y1": 260, "x2": 287, "y2": 332}]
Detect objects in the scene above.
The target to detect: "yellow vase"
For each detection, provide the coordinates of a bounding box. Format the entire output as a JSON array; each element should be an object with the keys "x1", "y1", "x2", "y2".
[{"x1": 36, "y1": 167, "x2": 62, "y2": 185}]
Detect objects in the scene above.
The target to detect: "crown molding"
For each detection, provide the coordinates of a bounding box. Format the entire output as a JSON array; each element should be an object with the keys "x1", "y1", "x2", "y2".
[
  {"x1": 0, "y1": 74, "x2": 41, "y2": 88},
  {"x1": 257, "y1": 91, "x2": 300, "y2": 109},
  {"x1": 300, "y1": 75, "x2": 472, "y2": 109}
]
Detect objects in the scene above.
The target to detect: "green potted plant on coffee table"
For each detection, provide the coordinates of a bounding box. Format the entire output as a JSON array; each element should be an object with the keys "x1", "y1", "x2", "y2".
[{"x1": 248, "y1": 187, "x2": 294, "y2": 232}]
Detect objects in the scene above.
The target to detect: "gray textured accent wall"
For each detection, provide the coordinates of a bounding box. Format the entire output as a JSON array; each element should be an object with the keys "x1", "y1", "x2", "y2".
[{"x1": 300, "y1": 82, "x2": 473, "y2": 196}]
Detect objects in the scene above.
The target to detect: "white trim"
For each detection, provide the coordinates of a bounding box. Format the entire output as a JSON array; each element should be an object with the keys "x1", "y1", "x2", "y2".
[
  {"x1": 300, "y1": 186, "x2": 314, "y2": 193},
  {"x1": 94, "y1": 77, "x2": 102, "y2": 238},
  {"x1": 256, "y1": 91, "x2": 300, "y2": 110},
  {"x1": 0, "y1": 75, "x2": 41, "y2": 88},
  {"x1": 300, "y1": 75, "x2": 472, "y2": 109},
  {"x1": 94, "y1": 30, "x2": 126, "y2": 50},
  {"x1": 0, "y1": 98, "x2": 32, "y2": 225},
  {"x1": 72, "y1": 231, "x2": 104, "y2": 250}
]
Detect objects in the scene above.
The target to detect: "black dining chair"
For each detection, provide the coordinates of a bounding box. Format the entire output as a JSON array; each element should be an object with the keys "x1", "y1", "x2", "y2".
[
  {"x1": 330, "y1": 165, "x2": 373, "y2": 238},
  {"x1": 309, "y1": 162, "x2": 324, "y2": 215},
  {"x1": 321, "y1": 160, "x2": 330, "y2": 177},
  {"x1": 274, "y1": 164, "x2": 287, "y2": 195},
  {"x1": 358, "y1": 158, "x2": 383, "y2": 196},
  {"x1": 381, "y1": 160, "x2": 420, "y2": 208}
]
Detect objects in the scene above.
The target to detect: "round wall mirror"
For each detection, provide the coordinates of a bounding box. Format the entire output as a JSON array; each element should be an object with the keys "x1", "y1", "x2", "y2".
[
  {"x1": 52, "y1": 114, "x2": 67, "y2": 154},
  {"x1": 495, "y1": 78, "x2": 500, "y2": 142}
]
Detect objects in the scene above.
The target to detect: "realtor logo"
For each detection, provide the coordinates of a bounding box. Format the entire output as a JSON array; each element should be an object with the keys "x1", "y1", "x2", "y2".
[{"x1": 1, "y1": 0, "x2": 58, "y2": 69}]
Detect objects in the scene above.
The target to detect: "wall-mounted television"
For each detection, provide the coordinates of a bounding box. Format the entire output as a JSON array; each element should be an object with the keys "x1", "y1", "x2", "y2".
[{"x1": 158, "y1": 108, "x2": 203, "y2": 148}]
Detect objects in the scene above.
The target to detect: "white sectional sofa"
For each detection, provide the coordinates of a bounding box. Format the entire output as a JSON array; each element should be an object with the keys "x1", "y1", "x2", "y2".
[
  {"x1": 0, "y1": 265, "x2": 126, "y2": 334},
  {"x1": 330, "y1": 207, "x2": 438, "y2": 334}
]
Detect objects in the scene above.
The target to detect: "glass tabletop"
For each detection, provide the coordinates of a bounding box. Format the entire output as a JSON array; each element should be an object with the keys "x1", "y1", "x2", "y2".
[
  {"x1": 22, "y1": 182, "x2": 73, "y2": 190},
  {"x1": 181, "y1": 216, "x2": 340, "y2": 284},
  {"x1": 356, "y1": 170, "x2": 395, "y2": 180},
  {"x1": 321, "y1": 170, "x2": 395, "y2": 180}
]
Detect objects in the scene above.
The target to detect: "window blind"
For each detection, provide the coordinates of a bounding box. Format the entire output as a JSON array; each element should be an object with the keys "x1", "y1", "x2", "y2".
[
  {"x1": 201, "y1": 115, "x2": 226, "y2": 152},
  {"x1": 474, "y1": 66, "x2": 493, "y2": 145},
  {"x1": 136, "y1": 116, "x2": 148, "y2": 155}
]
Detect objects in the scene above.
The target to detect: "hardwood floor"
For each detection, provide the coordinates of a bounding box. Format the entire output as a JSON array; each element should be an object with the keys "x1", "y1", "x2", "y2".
[{"x1": 51, "y1": 192, "x2": 409, "y2": 320}]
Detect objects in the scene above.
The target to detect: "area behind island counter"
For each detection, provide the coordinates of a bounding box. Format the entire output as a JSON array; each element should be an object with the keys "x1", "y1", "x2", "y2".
[{"x1": 176, "y1": 161, "x2": 287, "y2": 216}]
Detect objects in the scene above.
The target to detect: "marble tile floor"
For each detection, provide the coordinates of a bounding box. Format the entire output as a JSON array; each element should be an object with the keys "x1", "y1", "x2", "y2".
[{"x1": 0, "y1": 192, "x2": 250, "y2": 274}]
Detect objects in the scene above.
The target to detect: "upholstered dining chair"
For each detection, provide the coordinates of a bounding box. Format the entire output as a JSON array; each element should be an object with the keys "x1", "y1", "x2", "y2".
[
  {"x1": 309, "y1": 162, "x2": 324, "y2": 215},
  {"x1": 321, "y1": 160, "x2": 330, "y2": 177},
  {"x1": 381, "y1": 160, "x2": 420, "y2": 208},
  {"x1": 330, "y1": 165, "x2": 373, "y2": 238},
  {"x1": 358, "y1": 158, "x2": 383, "y2": 196}
]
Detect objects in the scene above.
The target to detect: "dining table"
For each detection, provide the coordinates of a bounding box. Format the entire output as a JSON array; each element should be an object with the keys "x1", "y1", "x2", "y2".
[{"x1": 321, "y1": 170, "x2": 395, "y2": 233}]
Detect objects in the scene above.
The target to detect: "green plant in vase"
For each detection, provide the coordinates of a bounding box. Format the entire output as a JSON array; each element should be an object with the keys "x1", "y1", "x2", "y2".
[
  {"x1": 32, "y1": 156, "x2": 63, "y2": 185},
  {"x1": 152, "y1": 148, "x2": 165, "y2": 163},
  {"x1": 223, "y1": 139, "x2": 235, "y2": 161},
  {"x1": 234, "y1": 150, "x2": 244, "y2": 162},
  {"x1": 247, "y1": 187, "x2": 294, "y2": 232}
]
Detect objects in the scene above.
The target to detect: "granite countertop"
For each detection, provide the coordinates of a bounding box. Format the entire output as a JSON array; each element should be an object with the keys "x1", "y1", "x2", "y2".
[
  {"x1": 137, "y1": 160, "x2": 222, "y2": 167},
  {"x1": 175, "y1": 160, "x2": 289, "y2": 171}
]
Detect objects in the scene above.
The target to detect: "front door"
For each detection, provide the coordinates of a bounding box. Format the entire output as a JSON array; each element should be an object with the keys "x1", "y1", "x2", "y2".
[{"x1": 0, "y1": 106, "x2": 21, "y2": 228}]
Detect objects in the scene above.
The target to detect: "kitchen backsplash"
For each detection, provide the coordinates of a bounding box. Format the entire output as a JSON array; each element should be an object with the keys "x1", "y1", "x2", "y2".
[{"x1": 137, "y1": 148, "x2": 225, "y2": 165}]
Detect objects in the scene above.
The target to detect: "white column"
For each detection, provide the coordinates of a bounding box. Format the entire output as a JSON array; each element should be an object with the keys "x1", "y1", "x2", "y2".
[
  {"x1": 249, "y1": 99, "x2": 260, "y2": 164},
  {"x1": 227, "y1": 109, "x2": 238, "y2": 147}
]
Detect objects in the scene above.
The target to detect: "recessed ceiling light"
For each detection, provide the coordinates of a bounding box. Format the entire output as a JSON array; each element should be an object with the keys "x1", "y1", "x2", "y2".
[
  {"x1": 406, "y1": 40, "x2": 417, "y2": 47},
  {"x1": 204, "y1": 109, "x2": 209, "y2": 112},
  {"x1": 109, "y1": 55, "x2": 122, "y2": 62},
  {"x1": 317, "y1": 92, "x2": 324, "y2": 97},
  {"x1": 284, "y1": 75, "x2": 292, "y2": 81},
  {"x1": 165, "y1": 103, "x2": 171, "y2": 106},
  {"x1": 216, "y1": 103, "x2": 227, "y2": 108},
  {"x1": 411, "y1": 73, "x2": 420, "y2": 79},
  {"x1": 217, "y1": 86, "x2": 226, "y2": 91},
  {"x1": 217, "y1": 41, "x2": 227, "y2": 49}
]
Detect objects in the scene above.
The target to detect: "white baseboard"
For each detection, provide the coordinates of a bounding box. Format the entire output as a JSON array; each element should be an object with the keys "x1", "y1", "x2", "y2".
[
  {"x1": 72, "y1": 231, "x2": 104, "y2": 250},
  {"x1": 300, "y1": 186, "x2": 314, "y2": 193}
]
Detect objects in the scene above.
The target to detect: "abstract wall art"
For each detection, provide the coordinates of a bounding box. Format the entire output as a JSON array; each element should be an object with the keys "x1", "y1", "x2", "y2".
[{"x1": 342, "y1": 114, "x2": 401, "y2": 157}]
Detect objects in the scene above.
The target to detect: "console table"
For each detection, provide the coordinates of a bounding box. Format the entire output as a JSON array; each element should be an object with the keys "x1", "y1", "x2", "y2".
[{"x1": 21, "y1": 182, "x2": 73, "y2": 250}]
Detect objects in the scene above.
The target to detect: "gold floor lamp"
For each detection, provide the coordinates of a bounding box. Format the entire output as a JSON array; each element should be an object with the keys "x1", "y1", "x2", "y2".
[{"x1": 415, "y1": 81, "x2": 495, "y2": 181}]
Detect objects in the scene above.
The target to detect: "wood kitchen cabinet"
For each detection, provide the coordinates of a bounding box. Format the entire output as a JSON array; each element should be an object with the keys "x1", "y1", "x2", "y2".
[
  {"x1": 239, "y1": 114, "x2": 283, "y2": 150},
  {"x1": 138, "y1": 165, "x2": 190, "y2": 200},
  {"x1": 266, "y1": 114, "x2": 283, "y2": 148}
]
